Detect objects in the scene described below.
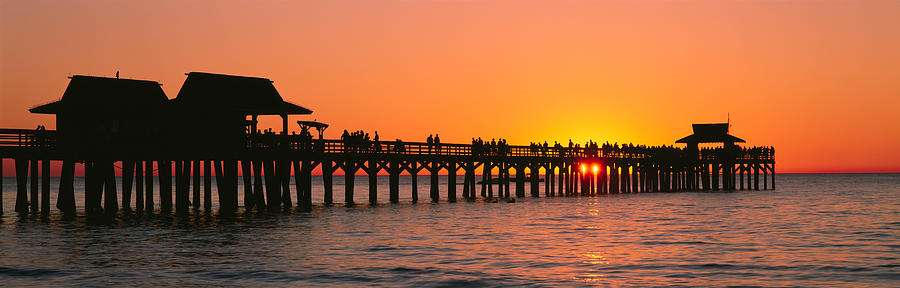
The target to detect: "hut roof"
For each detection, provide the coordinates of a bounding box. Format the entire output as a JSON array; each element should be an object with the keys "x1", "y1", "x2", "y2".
[
  {"x1": 172, "y1": 72, "x2": 312, "y2": 115},
  {"x1": 297, "y1": 120, "x2": 328, "y2": 129},
  {"x1": 675, "y1": 123, "x2": 745, "y2": 144},
  {"x1": 30, "y1": 75, "x2": 168, "y2": 115}
]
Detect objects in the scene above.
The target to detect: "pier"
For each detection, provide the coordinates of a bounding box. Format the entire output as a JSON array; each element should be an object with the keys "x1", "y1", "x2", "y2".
[{"x1": 0, "y1": 73, "x2": 775, "y2": 216}]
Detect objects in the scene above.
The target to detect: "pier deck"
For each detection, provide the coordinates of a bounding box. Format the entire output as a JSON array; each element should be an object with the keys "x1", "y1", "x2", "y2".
[{"x1": 0, "y1": 128, "x2": 775, "y2": 216}]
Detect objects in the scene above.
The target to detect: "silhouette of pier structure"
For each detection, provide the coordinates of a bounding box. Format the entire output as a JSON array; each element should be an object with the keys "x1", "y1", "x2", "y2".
[{"x1": 0, "y1": 73, "x2": 775, "y2": 216}]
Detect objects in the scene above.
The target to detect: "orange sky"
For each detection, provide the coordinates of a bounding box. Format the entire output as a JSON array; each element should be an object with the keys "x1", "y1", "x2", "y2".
[{"x1": 2, "y1": 0, "x2": 899, "y2": 173}]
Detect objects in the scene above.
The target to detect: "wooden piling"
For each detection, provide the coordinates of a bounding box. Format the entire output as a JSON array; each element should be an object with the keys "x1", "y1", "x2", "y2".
[
  {"x1": 122, "y1": 160, "x2": 134, "y2": 210},
  {"x1": 104, "y1": 160, "x2": 118, "y2": 214},
  {"x1": 753, "y1": 164, "x2": 759, "y2": 191},
  {"x1": 545, "y1": 165, "x2": 552, "y2": 197},
  {"x1": 30, "y1": 158, "x2": 38, "y2": 212},
  {"x1": 344, "y1": 160, "x2": 356, "y2": 206},
  {"x1": 447, "y1": 161, "x2": 457, "y2": 202},
  {"x1": 515, "y1": 164, "x2": 525, "y2": 198},
  {"x1": 41, "y1": 159, "x2": 50, "y2": 214},
  {"x1": 175, "y1": 160, "x2": 188, "y2": 214},
  {"x1": 204, "y1": 160, "x2": 212, "y2": 210},
  {"x1": 145, "y1": 160, "x2": 154, "y2": 212},
  {"x1": 323, "y1": 160, "x2": 333, "y2": 205},
  {"x1": 280, "y1": 160, "x2": 292, "y2": 208},
  {"x1": 252, "y1": 160, "x2": 265, "y2": 210},
  {"x1": 241, "y1": 160, "x2": 253, "y2": 210},
  {"x1": 135, "y1": 160, "x2": 144, "y2": 213},
  {"x1": 224, "y1": 160, "x2": 239, "y2": 214},
  {"x1": 410, "y1": 161, "x2": 419, "y2": 202},
  {"x1": 265, "y1": 159, "x2": 281, "y2": 210},
  {"x1": 368, "y1": 160, "x2": 378, "y2": 204},
  {"x1": 194, "y1": 160, "x2": 201, "y2": 208},
  {"x1": 430, "y1": 161, "x2": 439, "y2": 202},
  {"x1": 389, "y1": 161, "x2": 400, "y2": 203},
  {"x1": 159, "y1": 160, "x2": 172, "y2": 213}
]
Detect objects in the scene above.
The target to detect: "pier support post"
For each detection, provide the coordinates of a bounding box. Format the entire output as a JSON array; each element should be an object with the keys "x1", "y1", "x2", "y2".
[
  {"x1": 253, "y1": 160, "x2": 265, "y2": 210},
  {"x1": 753, "y1": 164, "x2": 759, "y2": 191},
  {"x1": 368, "y1": 160, "x2": 378, "y2": 204},
  {"x1": 389, "y1": 161, "x2": 400, "y2": 203},
  {"x1": 771, "y1": 164, "x2": 775, "y2": 190},
  {"x1": 558, "y1": 164, "x2": 565, "y2": 196},
  {"x1": 241, "y1": 160, "x2": 253, "y2": 210},
  {"x1": 145, "y1": 161, "x2": 154, "y2": 212},
  {"x1": 410, "y1": 161, "x2": 419, "y2": 202},
  {"x1": 58, "y1": 160, "x2": 75, "y2": 214},
  {"x1": 546, "y1": 165, "x2": 553, "y2": 197},
  {"x1": 193, "y1": 160, "x2": 201, "y2": 209},
  {"x1": 159, "y1": 160, "x2": 172, "y2": 213},
  {"x1": 447, "y1": 161, "x2": 457, "y2": 202},
  {"x1": 224, "y1": 160, "x2": 239, "y2": 214},
  {"x1": 531, "y1": 165, "x2": 540, "y2": 197},
  {"x1": 295, "y1": 160, "x2": 312, "y2": 210},
  {"x1": 30, "y1": 158, "x2": 38, "y2": 212},
  {"x1": 430, "y1": 161, "x2": 440, "y2": 202},
  {"x1": 175, "y1": 160, "x2": 188, "y2": 214},
  {"x1": 122, "y1": 160, "x2": 134, "y2": 211},
  {"x1": 204, "y1": 160, "x2": 212, "y2": 211},
  {"x1": 462, "y1": 162, "x2": 471, "y2": 200},
  {"x1": 763, "y1": 165, "x2": 768, "y2": 190},
  {"x1": 280, "y1": 160, "x2": 292, "y2": 208},
  {"x1": 40, "y1": 159, "x2": 50, "y2": 214},
  {"x1": 135, "y1": 160, "x2": 143, "y2": 213},
  {"x1": 481, "y1": 162, "x2": 490, "y2": 198},
  {"x1": 515, "y1": 164, "x2": 525, "y2": 198},
  {"x1": 344, "y1": 160, "x2": 356, "y2": 206},
  {"x1": 503, "y1": 163, "x2": 511, "y2": 198},
  {"x1": 265, "y1": 159, "x2": 281, "y2": 210},
  {"x1": 104, "y1": 160, "x2": 118, "y2": 215},
  {"x1": 323, "y1": 160, "x2": 333, "y2": 205}
]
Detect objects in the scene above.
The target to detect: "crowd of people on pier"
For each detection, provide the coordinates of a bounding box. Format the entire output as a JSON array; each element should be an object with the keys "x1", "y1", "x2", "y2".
[
  {"x1": 471, "y1": 138, "x2": 511, "y2": 156},
  {"x1": 700, "y1": 146, "x2": 775, "y2": 160},
  {"x1": 340, "y1": 130, "x2": 380, "y2": 152},
  {"x1": 248, "y1": 127, "x2": 773, "y2": 161}
]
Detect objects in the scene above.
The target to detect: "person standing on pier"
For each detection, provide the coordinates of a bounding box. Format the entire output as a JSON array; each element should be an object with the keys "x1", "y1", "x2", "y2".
[
  {"x1": 435, "y1": 134, "x2": 441, "y2": 154},
  {"x1": 427, "y1": 134, "x2": 433, "y2": 154}
]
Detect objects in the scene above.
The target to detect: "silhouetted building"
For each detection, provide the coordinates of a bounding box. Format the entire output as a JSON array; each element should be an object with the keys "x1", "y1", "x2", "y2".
[
  {"x1": 29, "y1": 75, "x2": 168, "y2": 156},
  {"x1": 169, "y1": 72, "x2": 312, "y2": 153},
  {"x1": 675, "y1": 123, "x2": 745, "y2": 150}
]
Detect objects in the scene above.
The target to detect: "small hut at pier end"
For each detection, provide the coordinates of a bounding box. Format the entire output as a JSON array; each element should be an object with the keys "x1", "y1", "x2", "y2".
[
  {"x1": 169, "y1": 72, "x2": 312, "y2": 154},
  {"x1": 675, "y1": 123, "x2": 744, "y2": 150},
  {"x1": 676, "y1": 123, "x2": 747, "y2": 191},
  {"x1": 29, "y1": 75, "x2": 169, "y2": 156}
]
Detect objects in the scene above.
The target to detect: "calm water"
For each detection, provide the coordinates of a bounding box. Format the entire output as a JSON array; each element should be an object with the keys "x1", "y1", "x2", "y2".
[{"x1": 1, "y1": 173, "x2": 898, "y2": 287}]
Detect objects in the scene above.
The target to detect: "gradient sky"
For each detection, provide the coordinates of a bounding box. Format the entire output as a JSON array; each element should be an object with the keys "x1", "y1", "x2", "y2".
[{"x1": 2, "y1": 0, "x2": 899, "y2": 173}]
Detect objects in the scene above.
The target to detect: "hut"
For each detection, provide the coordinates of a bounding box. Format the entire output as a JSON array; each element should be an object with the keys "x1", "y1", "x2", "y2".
[
  {"x1": 29, "y1": 75, "x2": 169, "y2": 156},
  {"x1": 169, "y1": 72, "x2": 312, "y2": 154},
  {"x1": 675, "y1": 123, "x2": 744, "y2": 150}
]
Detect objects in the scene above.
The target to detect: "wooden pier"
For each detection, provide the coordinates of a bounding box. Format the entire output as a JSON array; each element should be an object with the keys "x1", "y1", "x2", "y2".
[
  {"x1": 0, "y1": 72, "x2": 775, "y2": 216},
  {"x1": 0, "y1": 128, "x2": 775, "y2": 216}
]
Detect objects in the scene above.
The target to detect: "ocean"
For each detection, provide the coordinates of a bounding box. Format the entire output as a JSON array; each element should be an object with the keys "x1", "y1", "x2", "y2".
[{"x1": 1, "y1": 173, "x2": 898, "y2": 287}]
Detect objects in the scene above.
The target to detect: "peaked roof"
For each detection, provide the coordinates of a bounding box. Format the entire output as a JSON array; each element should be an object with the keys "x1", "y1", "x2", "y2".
[
  {"x1": 171, "y1": 72, "x2": 312, "y2": 115},
  {"x1": 30, "y1": 75, "x2": 168, "y2": 114},
  {"x1": 676, "y1": 123, "x2": 745, "y2": 144}
]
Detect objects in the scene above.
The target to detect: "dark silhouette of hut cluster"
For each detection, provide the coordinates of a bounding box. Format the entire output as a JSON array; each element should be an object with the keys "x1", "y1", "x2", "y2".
[{"x1": 0, "y1": 73, "x2": 775, "y2": 217}]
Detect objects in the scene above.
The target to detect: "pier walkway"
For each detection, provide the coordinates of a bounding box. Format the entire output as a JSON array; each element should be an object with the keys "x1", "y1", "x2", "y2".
[{"x1": 0, "y1": 128, "x2": 775, "y2": 216}]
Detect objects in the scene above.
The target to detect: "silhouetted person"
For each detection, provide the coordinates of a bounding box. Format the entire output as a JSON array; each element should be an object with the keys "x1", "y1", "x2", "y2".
[
  {"x1": 435, "y1": 134, "x2": 441, "y2": 154},
  {"x1": 427, "y1": 134, "x2": 433, "y2": 154}
]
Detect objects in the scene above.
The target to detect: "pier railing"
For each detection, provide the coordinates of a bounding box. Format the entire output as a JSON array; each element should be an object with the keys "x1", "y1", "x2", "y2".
[
  {"x1": 0, "y1": 128, "x2": 56, "y2": 149},
  {"x1": 0, "y1": 129, "x2": 773, "y2": 162}
]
